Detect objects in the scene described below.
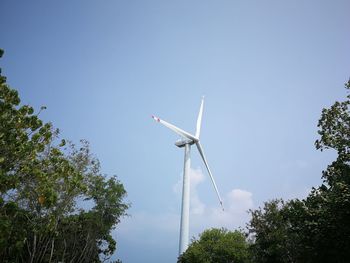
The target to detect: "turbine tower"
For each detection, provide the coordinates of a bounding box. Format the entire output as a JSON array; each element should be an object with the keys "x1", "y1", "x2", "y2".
[{"x1": 152, "y1": 97, "x2": 224, "y2": 256}]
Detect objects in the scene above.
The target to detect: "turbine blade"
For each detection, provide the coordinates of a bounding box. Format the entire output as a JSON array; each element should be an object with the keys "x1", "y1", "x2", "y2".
[
  {"x1": 152, "y1": 115, "x2": 198, "y2": 142},
  {"x1": 195, "y1": 142, "x2": 224, "y2": 211},
  {"x1": 195, "y1": 97, "x2": 204, "y2": 138}
]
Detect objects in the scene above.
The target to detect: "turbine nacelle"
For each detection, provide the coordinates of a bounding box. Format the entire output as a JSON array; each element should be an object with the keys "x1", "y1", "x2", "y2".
[{"x1": 175, "y1": 139, "x2": 195, "y2": 148}]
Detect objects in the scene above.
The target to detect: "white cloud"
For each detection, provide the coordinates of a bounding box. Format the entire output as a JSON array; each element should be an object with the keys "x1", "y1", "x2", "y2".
[
  {"x1": 117, "y1": 168, "x2": 254, "y2": 247},
  {"x1": 189, "y1": 167, "x2": 206, "y2": 215},
  {"x1": 173, "y1": 167, "x2": 206, "y2": 215},
  {"x1": 173, "y1": 167, "x2": 253, "y2": 235},
  {"x1": 190, "y1": 188, "x2": 253, "y2": 235},
  {"x1": 226, "y1": 189, "x2": 253, "y2": 212}
]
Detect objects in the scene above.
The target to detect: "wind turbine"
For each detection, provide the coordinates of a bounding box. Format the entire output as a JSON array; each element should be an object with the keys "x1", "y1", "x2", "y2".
[{"x1": 152, "y1": 97, "x2": 224, "y2": 256}]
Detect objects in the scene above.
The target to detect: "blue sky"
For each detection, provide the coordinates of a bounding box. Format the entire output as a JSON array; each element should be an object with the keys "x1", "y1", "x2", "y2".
[{"x1": 1, "y1": 1, "x2": 350, "y2": 262}]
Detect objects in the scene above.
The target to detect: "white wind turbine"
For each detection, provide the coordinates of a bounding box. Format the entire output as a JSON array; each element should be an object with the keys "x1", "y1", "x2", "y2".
[{"x1": 152, "y1": 97, "x2": 224, "y2": 256}]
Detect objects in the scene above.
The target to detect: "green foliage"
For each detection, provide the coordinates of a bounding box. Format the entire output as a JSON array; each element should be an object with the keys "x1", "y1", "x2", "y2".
[
  {"x1": 296, "y1": 82, "x2": 350, "y2": 261},
  {"x1": 248, "y1": 200, "x2": 290, "y2": 262},
  {"x1": 178, "y1": 228, "x2": 251, "y2": 263},
  {"x1": 315, "y1": 81, "x2": 350, "y2": 157},
  {"x1": 0, "y1": 49, "x2": 129, "y2": 263},
  {"x1": 248, "y1": 80, "x2": 350, "y2": 263}
]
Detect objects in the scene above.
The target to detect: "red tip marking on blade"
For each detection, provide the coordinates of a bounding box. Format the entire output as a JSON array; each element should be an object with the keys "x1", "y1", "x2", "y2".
[{"x1": 151, "y1": 115, "x2": 160, "y2": 122}]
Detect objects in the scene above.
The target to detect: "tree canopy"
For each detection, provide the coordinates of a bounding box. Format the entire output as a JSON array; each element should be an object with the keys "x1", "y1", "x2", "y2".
[
  {"x1": 0, "y1": 49, "x2": 129, "y2": 263},
  {"x1": 247, "y1": 80, "x2": 350, "y2": 262},
  {"x1": 177, "y1": 228, "x2": 251, "y2": 263}
]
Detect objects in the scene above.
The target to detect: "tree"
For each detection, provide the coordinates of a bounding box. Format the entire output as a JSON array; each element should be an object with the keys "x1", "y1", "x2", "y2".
[
  {"x1": 177, "y1": 228, "x2": 251, "y2": 263},
  {"x1": 247, "y1": 80, "x2": 350, "y2": 263},
  {"x1": 0, "y1": 49, "x2": 129, "y2": 262},
  {"x1": 248, "y1": 199, "x2": 293, "y2": 263},
  {"x1": 298, "y1": 79, "x2": 350, "y2": 261}
]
